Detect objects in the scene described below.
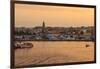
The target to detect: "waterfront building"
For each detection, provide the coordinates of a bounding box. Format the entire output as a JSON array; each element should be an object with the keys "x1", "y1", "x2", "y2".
[{"x1": 41, "y1": 21, "x2": 47, "y2": 39}]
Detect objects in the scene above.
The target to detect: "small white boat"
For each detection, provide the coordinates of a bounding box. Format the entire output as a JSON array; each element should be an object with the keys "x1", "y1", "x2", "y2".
[{"x1": 15, "y1": 42, "x2": 33, "y2": 49}]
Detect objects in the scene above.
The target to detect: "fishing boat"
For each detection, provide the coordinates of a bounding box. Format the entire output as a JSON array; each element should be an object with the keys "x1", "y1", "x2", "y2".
[{"x1": 15, "y1": 42, "x2": 33, "y2": 49}]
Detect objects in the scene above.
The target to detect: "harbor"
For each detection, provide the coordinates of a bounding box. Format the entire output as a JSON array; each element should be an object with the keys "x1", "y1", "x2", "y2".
[{"x1": 15, "y1": 41, "x2": 94, "y2": 67}]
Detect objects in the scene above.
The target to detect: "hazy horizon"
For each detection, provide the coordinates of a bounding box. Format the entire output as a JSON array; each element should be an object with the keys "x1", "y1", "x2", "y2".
[
  {"x1": 15, "y1": 25, "x2": 94, "y2": 28},
  {"x1": 15, "y1": 4, "x2": 94, "y2": 27}
]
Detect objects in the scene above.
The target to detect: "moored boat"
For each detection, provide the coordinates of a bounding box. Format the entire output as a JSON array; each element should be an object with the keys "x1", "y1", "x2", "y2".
[
  {"x1": 15, "y1": 42, "x2": 33, "y2": 49},
  {"x1": 85, "y1": 44, "x2": 90, "y2": 48}
]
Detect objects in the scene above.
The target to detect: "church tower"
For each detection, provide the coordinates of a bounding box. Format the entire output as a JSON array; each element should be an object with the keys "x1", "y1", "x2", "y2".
[
  {"x1": 42, "y1": 21, "x2": 46, "y2": 39},
  {"x1": 42, "y1": 21, "x2": 45, "y2": 33}
]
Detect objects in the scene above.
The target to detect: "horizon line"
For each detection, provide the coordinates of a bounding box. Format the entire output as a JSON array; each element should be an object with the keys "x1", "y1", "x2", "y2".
[{"x1": 15, "y1": 26, "x2": 94, "y2": 28}]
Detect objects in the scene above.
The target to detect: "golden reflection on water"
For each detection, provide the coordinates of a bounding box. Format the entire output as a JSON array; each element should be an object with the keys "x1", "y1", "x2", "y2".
[{"x1": 15, "y1": 41, "x2": 94, "y2": 67}]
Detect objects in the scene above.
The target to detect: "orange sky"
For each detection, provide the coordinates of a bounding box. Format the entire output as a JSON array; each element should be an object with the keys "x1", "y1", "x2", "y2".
[{"x1": 15, "y1": 4, "x2": 94, "y2": 27}]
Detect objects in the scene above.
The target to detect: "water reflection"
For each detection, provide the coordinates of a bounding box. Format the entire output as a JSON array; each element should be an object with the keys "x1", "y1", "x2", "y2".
[{"x1": 15, "y1": 41, "x2": 94, "y2": 67}]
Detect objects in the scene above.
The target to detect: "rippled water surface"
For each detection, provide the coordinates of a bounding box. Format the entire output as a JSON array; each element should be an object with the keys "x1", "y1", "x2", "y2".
[{"x1": 15, "y1": 41, "x2": 94, "y2": 67}]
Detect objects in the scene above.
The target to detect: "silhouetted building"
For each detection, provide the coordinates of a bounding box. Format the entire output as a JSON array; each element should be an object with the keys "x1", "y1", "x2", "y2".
[
  {"x1": 42, "y1": 21, "x2": 45, "y2": 33},
  {"x1": 42, "y1": 21, "x2": 46, "y2": 39}
]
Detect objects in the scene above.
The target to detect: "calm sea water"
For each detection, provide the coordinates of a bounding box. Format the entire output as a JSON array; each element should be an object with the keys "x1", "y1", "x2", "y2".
[{"x1": 15, "y1": 41, "x2": 94, "y2": 67}]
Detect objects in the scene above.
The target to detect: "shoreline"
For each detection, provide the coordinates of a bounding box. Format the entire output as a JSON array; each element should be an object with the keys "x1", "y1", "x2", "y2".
[{"x1": 15, "y1": 40, "x2": 95, "y2": 42}]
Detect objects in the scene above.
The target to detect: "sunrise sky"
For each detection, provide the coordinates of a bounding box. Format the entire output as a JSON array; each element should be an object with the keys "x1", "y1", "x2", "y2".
[{"x1": 15, "y1": 4, "x2": 94, "y2": 27}]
